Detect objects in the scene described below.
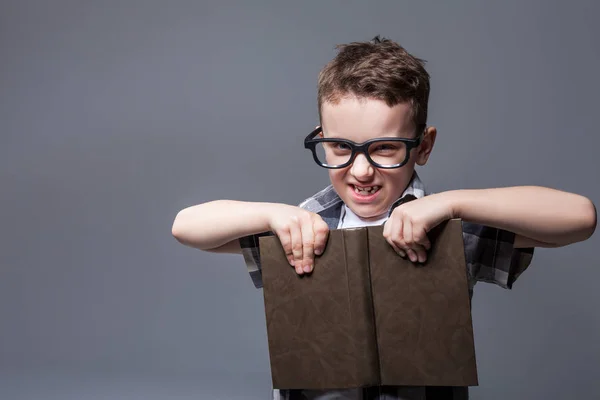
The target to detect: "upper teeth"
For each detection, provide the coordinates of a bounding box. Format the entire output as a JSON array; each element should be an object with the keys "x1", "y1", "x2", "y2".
[{"x1": 355, "y1": 186, "x2": 380, "y2": 194}]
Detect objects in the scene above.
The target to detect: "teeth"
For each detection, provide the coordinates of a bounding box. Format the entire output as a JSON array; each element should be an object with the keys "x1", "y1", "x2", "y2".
[{"x1": 354, "y1": 185, "x2": 380, "y2": 194}]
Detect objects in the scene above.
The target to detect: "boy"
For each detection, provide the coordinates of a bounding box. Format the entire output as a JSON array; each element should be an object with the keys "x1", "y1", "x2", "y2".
[{"x1": 171, "y1": 37, "x2": 596, "y2": 400}]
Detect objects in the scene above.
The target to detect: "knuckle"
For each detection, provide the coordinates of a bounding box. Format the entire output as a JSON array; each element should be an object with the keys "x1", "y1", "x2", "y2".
[
  {"x1": 392, "y1": 235, "x2": 406, "y2": 247},
  {"x1": 278, "y1": 234, "x2": 289, "y2": 245},
  {"x1": 274, "y1": 227, "x2": 287, "y2": 237},
  {"x1": 391, "y1": 239, "x2": 402, "y2": 249},
  {"x1": 302, "y1": 239, "x2": 314, "y2": 247},
  {"x1": 315, "y1": 223, "x2": 328, "y2": 234},
  {"x1": 397, "y1": 209, "x2": 408, "y2": 218},
  {"x1": 312, "y1": 214, "x2": 325, "y2": 224}
]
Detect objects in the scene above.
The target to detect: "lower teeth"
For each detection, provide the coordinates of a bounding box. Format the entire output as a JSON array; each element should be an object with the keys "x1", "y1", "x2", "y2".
[{"x1": 356, "y1": 188, "x2": 377, "y2": 195}]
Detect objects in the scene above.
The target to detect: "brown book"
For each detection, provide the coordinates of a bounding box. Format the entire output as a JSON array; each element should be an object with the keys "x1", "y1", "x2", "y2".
[{"x1": 259, "y1": 218, "x2": 478, "y2": 390}]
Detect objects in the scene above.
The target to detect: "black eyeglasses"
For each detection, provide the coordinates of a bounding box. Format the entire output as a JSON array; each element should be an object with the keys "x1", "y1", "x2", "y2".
[{"x1": 304, "y1": 126, "x2": 425, "y2": 169}]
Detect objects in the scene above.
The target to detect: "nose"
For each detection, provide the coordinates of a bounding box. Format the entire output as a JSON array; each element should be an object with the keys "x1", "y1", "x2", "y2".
[{"x1": 350, "y1": 153, "x2": 374, "y2": 181}]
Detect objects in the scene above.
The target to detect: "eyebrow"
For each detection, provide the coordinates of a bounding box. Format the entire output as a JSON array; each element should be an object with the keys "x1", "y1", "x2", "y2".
[{"x1": 323, "y1": 130, "x2": 413, "y2": 139}]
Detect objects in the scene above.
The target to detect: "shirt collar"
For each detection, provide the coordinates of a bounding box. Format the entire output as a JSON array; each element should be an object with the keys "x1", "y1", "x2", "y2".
[{"x1": 387, "y1": 171, "x2": 427, "y2": 216}]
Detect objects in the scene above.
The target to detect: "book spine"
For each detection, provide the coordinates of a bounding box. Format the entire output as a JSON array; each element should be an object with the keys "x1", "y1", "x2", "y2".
[{"x1": 342, "y1": 228, "x2": 380, "y2": 386}]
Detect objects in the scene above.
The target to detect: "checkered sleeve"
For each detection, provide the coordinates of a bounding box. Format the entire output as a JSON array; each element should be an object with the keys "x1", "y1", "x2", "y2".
[
  {"x1": 462, "y1": 221, "x2": 534, "y2": 289},
  {"x1": 239, "y1": 231, "x2": 273, "y2": 289}
]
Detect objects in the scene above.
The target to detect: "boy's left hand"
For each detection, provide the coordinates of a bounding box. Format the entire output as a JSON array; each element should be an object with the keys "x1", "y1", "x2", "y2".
[{"x1": 382, "y1": 193, "x2": 454, "y2": 263}]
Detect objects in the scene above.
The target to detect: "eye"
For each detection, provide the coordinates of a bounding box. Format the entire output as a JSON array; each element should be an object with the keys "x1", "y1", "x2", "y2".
[
  {"x1": 373, "y1": 143, "x2": 396, "y2": 152},
  {"x1": 321, "y1": 141, "x2": 353, "y2": 155},
  {"x1": 324, "y1": 142, "x2": 351, "y2": 152}
]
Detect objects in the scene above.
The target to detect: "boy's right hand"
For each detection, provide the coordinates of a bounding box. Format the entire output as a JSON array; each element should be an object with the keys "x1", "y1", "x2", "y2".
[{"x1": 266, "y1": 204, "x2": 329, "y2": 275}]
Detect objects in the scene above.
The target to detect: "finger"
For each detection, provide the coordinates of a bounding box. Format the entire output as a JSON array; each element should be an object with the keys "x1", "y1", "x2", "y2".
[
  {"x1": 403, "y1": 220, "x2": 427, "y2": 263},
  {"x1": 413, "y1": 226, "x2": 431, "y2": 251},
  {"x1": 313, "y1": 218, "x2": 329, "y2": 256},
  {"x1": 289, "y1": 217, "x2": 304, "y2": 274},
  {"x1": 300, "y1": 214, "x2": 315, "y2": 273},
  {"x1": 412, "y1": 227, "x2": 430, "y2": 263},
  {"x1": 382, "y1": 217, "x2": 394, "y2": 242},
  {"x1": 390, "y1": 241, "x2": 406, "y2": 258},
  {"x1": 412, "y1": 245, "x2": 428, "y2": 264},
  {"x1": 403, "y1": 222, "x2": 429, "y2": 263},
  {"x1": 278, "y1": 228, "x2": 295, "y2": 267},
  {"x1": 385, "y1": 218, "x2": 406, "y2": 258},
  {"x1": 402, "y1": 219, "x2": 418, "y2": 262},
  {"x1": 406, "y1": 248, "x2": 418, "y2": 263}
]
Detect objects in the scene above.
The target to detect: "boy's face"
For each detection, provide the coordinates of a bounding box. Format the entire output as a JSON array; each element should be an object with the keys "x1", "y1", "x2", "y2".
[{"x1": 320, "y1": 97, "x2": 436, "y2": 220}]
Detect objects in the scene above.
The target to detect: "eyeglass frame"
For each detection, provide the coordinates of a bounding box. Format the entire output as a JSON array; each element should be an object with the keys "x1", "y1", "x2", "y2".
[{"x1": 303, "y1": 125, "x2": 426, "y2": 169}]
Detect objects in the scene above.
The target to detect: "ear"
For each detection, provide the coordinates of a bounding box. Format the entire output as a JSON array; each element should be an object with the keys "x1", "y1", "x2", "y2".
[
  {"x1": 316, "y1": 125, "x2": 324, "y2": 138},
  {"x1": 415, "y1": 126, "x2": 436, "y2": 166}
]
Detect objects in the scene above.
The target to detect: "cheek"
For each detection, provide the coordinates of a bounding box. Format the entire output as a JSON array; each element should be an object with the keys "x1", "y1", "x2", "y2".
[
  {"x1": 382, "y1": 170, "x2": 409, "y2": 192},
  {"x1": 329, "y1": 169, "x2": 347, "y2": 185}
]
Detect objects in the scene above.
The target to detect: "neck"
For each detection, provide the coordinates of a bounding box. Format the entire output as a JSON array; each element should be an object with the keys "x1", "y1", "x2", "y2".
[{"x1": 347, "y1": 205, "x2": 388, "y2": 222}]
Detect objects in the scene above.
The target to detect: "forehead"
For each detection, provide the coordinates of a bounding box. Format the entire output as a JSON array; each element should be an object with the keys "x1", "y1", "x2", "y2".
[{"x1": 321, "y1": 97, "x2": 415, "y2": 141}]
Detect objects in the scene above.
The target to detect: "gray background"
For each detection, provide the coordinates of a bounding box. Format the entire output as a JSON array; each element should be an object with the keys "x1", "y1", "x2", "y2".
[{"x1": 1, "y1": 0, "x2": 598, "y2": 399}]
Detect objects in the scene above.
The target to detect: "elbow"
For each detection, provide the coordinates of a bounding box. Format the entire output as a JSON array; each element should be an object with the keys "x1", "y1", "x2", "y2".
[
  {"x1": 580, "y1": 197, "x2": 597, "y2": 241},
  {"x1": 551, "y1": 196, "x2": 597, "y2": 247},
  {"x1": 171, "y1": 207, "x2": 214, "y2": 250},
  {"x1": 171, "y1": 209, "x2": 191, "y2": 245},
  {"x1": 566, "y1": 196, "x2": 597, "y2": 244}
]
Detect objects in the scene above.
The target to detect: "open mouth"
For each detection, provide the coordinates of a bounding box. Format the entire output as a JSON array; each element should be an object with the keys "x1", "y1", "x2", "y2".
[{"x1": 352, "y1": 185, "x2": 381, "y2": 196}]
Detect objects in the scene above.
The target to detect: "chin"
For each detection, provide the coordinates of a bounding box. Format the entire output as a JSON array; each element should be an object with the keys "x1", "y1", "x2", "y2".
[{"x1": 350, "y1": 203, "x2": 388, "y2": 220}]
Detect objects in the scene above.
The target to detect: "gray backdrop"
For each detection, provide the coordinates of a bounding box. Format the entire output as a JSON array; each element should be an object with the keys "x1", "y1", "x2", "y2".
[{"x1": 1, "y1": 0, "x2": 598, "y2": 399}]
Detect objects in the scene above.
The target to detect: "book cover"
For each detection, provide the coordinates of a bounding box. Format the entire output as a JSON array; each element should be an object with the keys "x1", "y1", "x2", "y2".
[{"x1": 259, "y1": 219, "x2": 477, "y2": 390}]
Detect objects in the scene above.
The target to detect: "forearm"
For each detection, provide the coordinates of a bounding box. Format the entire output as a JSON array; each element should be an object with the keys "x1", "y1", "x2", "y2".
[
  {"x1": 447, "y1": 186, "x2": 597, "y2": 246},
  {"x1": 171, "y1": 200, "x2": 272, "y2": 250}
]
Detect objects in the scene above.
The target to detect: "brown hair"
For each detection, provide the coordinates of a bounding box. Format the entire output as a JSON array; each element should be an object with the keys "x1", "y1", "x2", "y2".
[{"x1": 317, "y1": 36, "x2": 430, "y2": 131}]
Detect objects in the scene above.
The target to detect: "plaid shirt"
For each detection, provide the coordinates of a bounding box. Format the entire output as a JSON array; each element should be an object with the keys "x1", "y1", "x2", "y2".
[{"x1": 239, "y1": 172, "x2": 534, "y2": 400}]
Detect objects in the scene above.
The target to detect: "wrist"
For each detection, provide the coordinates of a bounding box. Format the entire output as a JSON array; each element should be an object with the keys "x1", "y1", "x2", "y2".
[
  {"x1": 440, "y1": 190, "x2": 467, "y2": 220},
  {"x1": 256, "y1": 202, "x2": 280, "y2": 232}
]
